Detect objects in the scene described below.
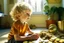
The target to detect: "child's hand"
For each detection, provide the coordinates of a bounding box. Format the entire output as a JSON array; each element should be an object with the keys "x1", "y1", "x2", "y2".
[{"x1": 31, "y1": 33, "x2": 39, "y2": 40}]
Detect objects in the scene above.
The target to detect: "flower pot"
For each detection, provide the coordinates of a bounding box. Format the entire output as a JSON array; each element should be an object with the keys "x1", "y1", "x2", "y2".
[{"x1": 46, "y1": 20, "x2": 56, "y2": 29}]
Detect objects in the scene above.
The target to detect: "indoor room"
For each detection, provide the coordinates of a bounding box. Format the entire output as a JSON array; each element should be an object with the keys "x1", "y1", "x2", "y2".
[{"x1": 0, "y1": 0, "x2": 64, "y2": 43}]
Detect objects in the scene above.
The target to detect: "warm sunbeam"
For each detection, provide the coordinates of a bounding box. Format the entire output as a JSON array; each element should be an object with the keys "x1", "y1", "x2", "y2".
[{"x1": 0, "y1": 33, "x2": 8, "y2": 43}]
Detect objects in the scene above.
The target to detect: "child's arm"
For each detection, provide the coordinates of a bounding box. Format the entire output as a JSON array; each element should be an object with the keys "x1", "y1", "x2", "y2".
[
  {"x1": 27, "y1": 26, "x2": 39, "y2": 35},
  {"x1": 13, "y1": 23, "x2": 39, "y2": 41},
  {"x1": 14, "y1": 33, "x2": 39, "y2": 41},
  {"x1": 27, "y1": 27, "x2": 34, "y2": 34}
]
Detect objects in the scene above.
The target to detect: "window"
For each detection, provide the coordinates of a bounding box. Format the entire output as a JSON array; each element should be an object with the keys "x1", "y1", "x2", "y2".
[
  {"x1": 62, "y1": 0, "x2": 64, "y2": 8},
  {"x1": 17, "y1": 0, "x2": 48, "y2": 14}
]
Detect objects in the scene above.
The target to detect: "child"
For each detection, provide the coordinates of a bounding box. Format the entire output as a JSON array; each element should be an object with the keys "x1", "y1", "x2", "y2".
[{"x1": 8, "y1": 2, "x2": 39, "y2": 43}]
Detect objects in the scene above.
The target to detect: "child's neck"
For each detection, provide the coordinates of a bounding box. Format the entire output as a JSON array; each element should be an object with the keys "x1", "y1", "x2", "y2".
[
  {"x1": 17, "y1": 20, "x2": 27, "y2": 25},
  {"x1": 16, "y1": 20, "x2": 25, "y2": 25},
  {"x1": 20, "y1": 20, "x2": 27, "y2": 25}
]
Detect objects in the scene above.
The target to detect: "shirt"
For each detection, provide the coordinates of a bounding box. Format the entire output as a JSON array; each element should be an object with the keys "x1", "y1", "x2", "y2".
[{"x1": 8, "y1": 20, "x2": 29, "y2": 40}]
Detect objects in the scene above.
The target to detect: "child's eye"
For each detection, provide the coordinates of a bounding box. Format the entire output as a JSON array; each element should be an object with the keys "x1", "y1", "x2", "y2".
[{"x1": 26, "y1": 13, "x2": 30, "y2": 16}]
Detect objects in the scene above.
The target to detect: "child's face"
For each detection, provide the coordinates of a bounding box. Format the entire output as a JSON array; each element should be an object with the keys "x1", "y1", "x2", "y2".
[{"x1": 19, "y1": 10, "x2": 31, "y2": 23}]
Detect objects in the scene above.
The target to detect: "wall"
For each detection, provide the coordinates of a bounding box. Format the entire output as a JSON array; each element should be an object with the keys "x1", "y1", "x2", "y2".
[
  {"x1": 28, "y1": 14, "x2": 48, "y2": 27},
  {"x1": 0, "y1": 0, "x2": 4, "y2": 12},
  {"x1": 48, "y1": 0, "x2": 62, "y2": 8},
  {"x1": 7, "y1": 0, "x2": 17, "y2": 14}
]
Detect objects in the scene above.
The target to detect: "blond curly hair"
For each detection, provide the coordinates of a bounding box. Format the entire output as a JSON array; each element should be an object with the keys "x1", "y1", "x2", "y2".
[{"x1": 10, "y1": 2, "x2": 32, "y2": 21}]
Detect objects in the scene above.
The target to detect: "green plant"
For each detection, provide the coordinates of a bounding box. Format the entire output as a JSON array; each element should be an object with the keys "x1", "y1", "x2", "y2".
[
  {"x1": 56, "y1": 7, "x2": 64, "y2": 21},
  {"x1": 44, "y1": 5, "x2": 49, "y2": 15},
  {"x1": 44, "y1": 5, "x2": 64, "y2": 21},
  {"x1": 48, "y1": 6, "x2": 58, "y2": 15},
  {"x1": 46, "y1": 6, "x2": 58, "y2": 20}
]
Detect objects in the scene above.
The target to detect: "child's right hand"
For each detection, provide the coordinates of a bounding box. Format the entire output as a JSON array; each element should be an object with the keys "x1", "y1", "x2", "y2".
[{"x1": 31, "y1": 33, "x2": 39, "y2": 40}]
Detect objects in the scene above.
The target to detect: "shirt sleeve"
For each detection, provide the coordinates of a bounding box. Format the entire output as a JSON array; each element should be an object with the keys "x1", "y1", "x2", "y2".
[{"x1": 11, "y1": 22, "x2": 19, "y2": 35}]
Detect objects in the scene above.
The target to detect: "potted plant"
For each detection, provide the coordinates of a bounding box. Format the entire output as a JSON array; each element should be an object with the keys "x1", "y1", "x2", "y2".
[
  {"x1": 48, "y1": 6, "x2": 58, "y2": 20},
  {"x1": 45, "y1": 6, "x2": 58, "y2": 29}
]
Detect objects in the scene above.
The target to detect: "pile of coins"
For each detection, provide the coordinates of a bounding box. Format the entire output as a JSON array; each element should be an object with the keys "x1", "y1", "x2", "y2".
[{"x1": 39, "y1": 31, "x2": 64, "y2": 43}]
